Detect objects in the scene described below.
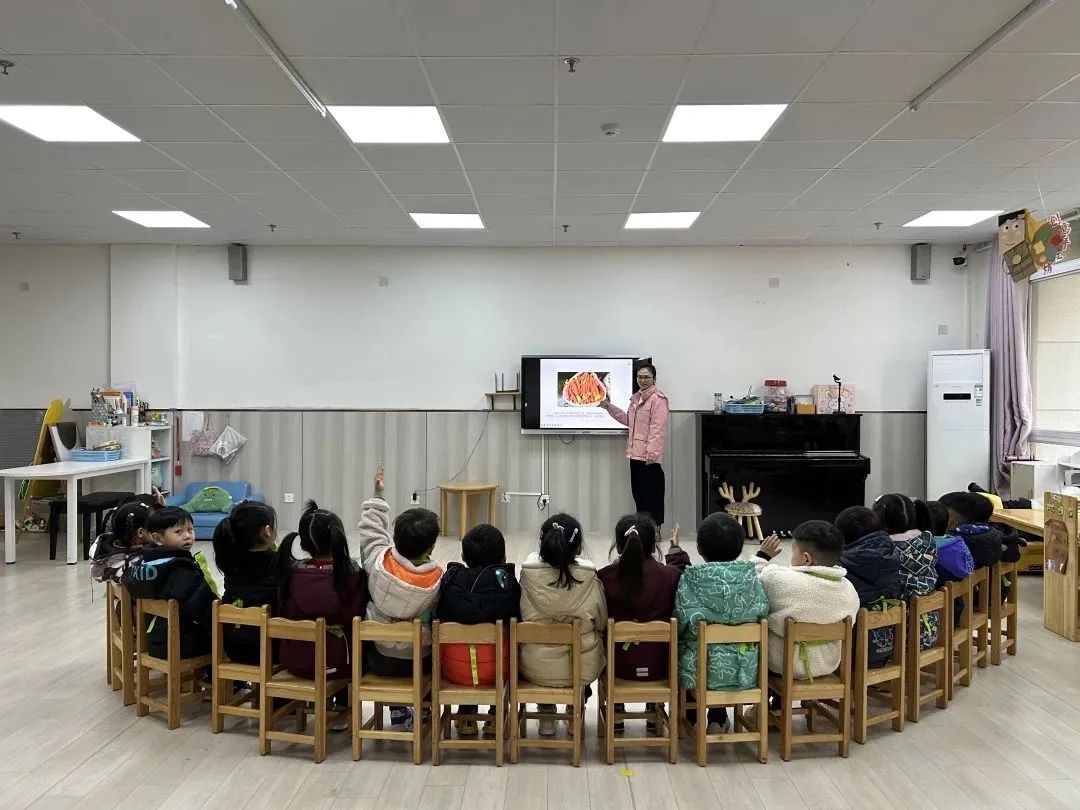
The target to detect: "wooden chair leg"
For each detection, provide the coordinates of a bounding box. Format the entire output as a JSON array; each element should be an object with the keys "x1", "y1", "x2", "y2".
[
  {"x1": 780, "y1": 694, "x2": 793, "y2": 761},
  {"x1": 509, "y1": 699, "x2": 519, "y2": 764},
  {"x1": 314, "y1": 697, "x2": 327, "y2": 764},
  {"x1": 757, "y1": 693, "x2": 769, "y2": 764},
  {"x1": 432, "y1": 706, "x2": 442, "y2": 766},
  {"x1": 853, "y1": 682, "x2": 867, "y2": 745},
  {"x1": 495, "y1": 690, "x2": 505, "y2": 768},
  {"x1": 695, "y1": 692, "x2": 707, "y2": 767},
  {"x1": 167, "y1": 669, "x2": 180, "y2": 730},
  {"x1": 136, "y1": 659, "x2": 149, "y2": 718},
  {"x1": 259, "y1": 691, "x2": 271, "y2": 756},
  {"x1": 413, "y1": 697, "x2": 423, "y2": 765}
]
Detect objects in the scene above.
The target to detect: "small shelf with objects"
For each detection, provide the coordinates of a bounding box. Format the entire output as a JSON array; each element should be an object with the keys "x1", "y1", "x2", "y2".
[
  {"x1": 84, "y1": 387, "x2": 175, "y2": 495},
  {"x1": 485, "y1": 371, "x2": 520, "y2": 411}
]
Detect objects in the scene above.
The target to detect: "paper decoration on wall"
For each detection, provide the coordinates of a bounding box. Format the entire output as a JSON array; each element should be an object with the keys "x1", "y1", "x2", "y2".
[
  {"x1": 1033, "y1": 212, "x2": 1071, "y2": 275},
  {"x1": 998, "y1": 209, "x2": 1072, "y2": 282}
]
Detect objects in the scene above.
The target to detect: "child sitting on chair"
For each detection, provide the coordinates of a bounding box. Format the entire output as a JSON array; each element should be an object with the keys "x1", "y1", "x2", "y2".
[{"x1": 90, "y1": 495, "x2": 161, "y2": 585}]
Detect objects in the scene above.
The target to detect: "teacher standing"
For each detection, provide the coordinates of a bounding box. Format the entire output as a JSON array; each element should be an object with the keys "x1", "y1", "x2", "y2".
[{"x1": 600, "y1": 363, "x2": 670, "y2": 527}]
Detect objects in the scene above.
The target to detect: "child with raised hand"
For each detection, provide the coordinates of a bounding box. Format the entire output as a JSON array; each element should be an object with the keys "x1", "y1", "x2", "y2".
[
  {"x1": 357, "y1": 466, "x2": 443, "y2": 729},
  {"x1": 277, "y1": 500, "x2": 367, "y2": 679},
  {"x1": 436, "y1": 523, "x2": 520, "y2": 737},
  {"x1": 519, "y1": 513, "x2": 607, "y2": 736},
  {"x1": 212, "y1": 501, "x2": 279, "y2": 665},
  {"x1": 674, "y1": 513, "x2": 769, "y2": 733}
]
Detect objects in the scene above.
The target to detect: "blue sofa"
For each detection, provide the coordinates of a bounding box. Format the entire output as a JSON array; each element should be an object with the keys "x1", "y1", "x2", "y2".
[{"x1": 166, "y1": 480, "x2": 265, "y2": 540}]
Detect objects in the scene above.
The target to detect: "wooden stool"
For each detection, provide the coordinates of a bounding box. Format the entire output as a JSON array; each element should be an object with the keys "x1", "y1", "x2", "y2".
[
  {"x1": 352, "y1": 619, "x2": 432, "y2": 765},
  {"x1": 852, "y1": 605, "x2": 905, "y2": 744},
  {"x1": 106, "y1": 581, "x2": 135, "y2": 706},
  {"x1": 969, "y1": 567, "x2": 991, "y2": 671},
  {"x1": 431, "y1": 620, "x2": 507, "y2": 767},
  {"x1": 135, "y1": 598, "x2": 211, "y2": 729},
  {"x1": 906, "y1": 590, "x2": 949, "y2": 722},
  {"x1": 990, "y1": 560, "x2": 1019, "y2": 664},
  {"x1": 678, "y1": 619, "x2": 769, "y2": 766},
  {"x1": 768, "y1": 617, "x2": 853, "y2": 761},
  {"x1": 212, "y1": 602, "x2": 277, "y2": 734},
  {"x1": 945, "y1": 576, "x2": 974, "y2": 701},
  {"x1": 719, "y1": 482, "x2": 764, "y2": 542},
  {"x1": 509, "y1": 619, "x2": 583, "y2": 767},
  {"x1": 438, "y1": 482, "x2": 498, "y2": 539},
  {"x1": 261, "y1": 617, "x2": 350, "y2": 763},
  {"x1": 597, "y1": 619, "x2": 679, "y2": 765}
]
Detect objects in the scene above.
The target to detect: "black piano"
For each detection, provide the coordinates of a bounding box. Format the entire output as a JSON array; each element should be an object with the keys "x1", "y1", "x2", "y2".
[{"x1": 697, "y1": 413, "x2": 871, "y2": 536}]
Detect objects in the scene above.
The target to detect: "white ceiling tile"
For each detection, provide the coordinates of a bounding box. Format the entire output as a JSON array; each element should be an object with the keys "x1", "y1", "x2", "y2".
[
  {"x1": 152, "y1": 57, "x2": 305, "y2": 106},
  {"x1": 768, "y1": 103, "x2": 904, "y2": 141},
  {"x1": 86, "y1": 0, "x2": 264, "y2": 55},
  {"x1": 556, "y1": 195, "x2": 634, "y2": 214},
  {"x1": 640, "y1": 171, "x2": 733, "y2": 194},
  {"x1": 152, "y1": 194, "x2": 272, "y2": 226},
  {"x1": 458, "y1": 144, "x2": 554, "y2": 171},
  {"x1": 557, "y1": 106, "x2": 669, "y2": 143},
  {"x1": 331, "y1": 201, "x2": 412, "y2": 228},
  {"x1": 838, "y1": 140, "x2": 965, "y2": 169},
  {"x1": 617, "y1": 231, "x2": 683, "y2": 246},
  {"x1": 697, "y1": 0, "x2": 871, "y2": 54},
  {"x1": 426, "y1": 59, "x2": 553, "y2": 105},
  {"x1": 379, "y1": 171, "x2": 471, "y2": 194},
  {"x1": 727, "y1": 170, "x2": 826, "y2": 193},
  {"x1": 290, "y1": 58, "x2": 434, "y2": 105},
  {"x1": 1026, "y1": 141, "x2": 1080, "y2": 169},
  {"x1": 286, "y1": 171, "x2": 387, "y2": 198},
  {"x1": 843, "y1": 207, "x2": 929, "y2": 226},
  {"x1": 482, "y1": 214, "x2": 554, "y2": 238},
  {"x1": 211, "y1": 106, "x2": 342, "y2": 142},
  {"x1": 0, "y1": 0, "x2": 132, "y2": 54},
  {"x1": 199, "y1": 171, "x2": 300, "y2": 193},
  {"x1": 94, "y1": 106, "x2": 242, "y2": 142},
  {"x1": 35, "y1": 143, "x2": 183, "y2": 171},
  {"x1": 651, "y1": 143, "x2": 756, "y2": 170},
  {"x1": 877, "y1": 103, "x2": 1023, "y2": 140},
  {"x1": 707, "y1": 192, "x2": 799, "y2": 211},
  {"x1": 949, "y1": 190, "x2": 1033, "y2": 210},
  {"x1": 799, "y1": 53, "x2": 964, "y2": 103},
  {"x1": 557, "y1": 143, "x2": 654, "y2": 171},
  {"x1": 13, "y1": 55, "x2": 195, "y2": 105},
  {"x1": 767, "y1": 210, "x2": 847, "y2": 228},
  {"x1": 557, "y1": 57, "x2": 688, "y2": 105},
  {"x1": 233, "y1": 194, "x2": 337, "y2": 226},
  {"x1": 476, "y1": 195, "x2": 552, "y2": 214},
  {"x1": 894, "y1": 168, "x2": 1010, "y2": 194},
  {"x1": 442, "y1": 106, "x2": 553, "y2": 143},
  {"x1": 849, "y1": 193, "x2": 960, "y2": 213},
  {"x1": 681, "y1": 55, "x2": 826, "y2": 104},
  {"x1": 557, "y1": 0, "x2": 712, "y2": 56},
  {"x1": 156, "y1": 143, "x2": 277, "y2": 171},
  {"x1": 632, "y1": 193, "x2": 715, "y2": 212},
  {"x1": 400, "y1": 0, "x2": 554, "y2": 56},
  {"x1": 935, "y1": 139, "x2": 1070, "y2": 168},
  {"x1": 997, "y1": 2, "x2": 1080, "y2": 53},
  {"x1": 392, "y1": 194, "x2": 478, "y2": 213},
  {"x1": 108, "y1": 170, "x2": 221, "y2": 194},
  {"x1": 743, "y1": 141, "x2": 859, "y2": 170},
  {"x1": 251, "y1": 142, "x2": 368, "y2": 171},
  {"x1": 28, "y1": 170, "x2": 135, "y2": 196},
  {"x1": 975, "y1": 167, "x2": 1080, "y2": 194},
  {"x1": 470, "y1": 171, "x2": 553, "y2": 194},
  {"x1": 784, "y1": 189, "x2": 879, "y2": 210},
  {"x1": 838, "y1": 1, "x2": 1022, "y2": 52},
  {"x1": 809, "y1": 168, "x2": 919, "y2": 194},
  {"x1": 244, "y1": 0, "x2": 413, "y2": 56},
  {"x1": 934, "y1": 54, "x2": 1080, "y2": 103},
  {"x1": 982, "y1": 104, "x2": 1080, "y2": 140},
  {"x1": 557, "y1": 172, "x2": 642, "y2": 194},
  {"x1": 355, "y1": 145, "x2": 462, "y2": 171},
  {"x1": 1039, "y1": 76, "x2": 1080, "y2": 103},
  {"x1": 551, "y1": 214, "x2": 625, "y2": 239}
]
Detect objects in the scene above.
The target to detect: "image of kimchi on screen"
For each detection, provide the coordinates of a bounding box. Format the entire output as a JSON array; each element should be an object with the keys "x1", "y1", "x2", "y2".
[{"x1": 558, "y1": 371, "x2": 608, "y2": 407}]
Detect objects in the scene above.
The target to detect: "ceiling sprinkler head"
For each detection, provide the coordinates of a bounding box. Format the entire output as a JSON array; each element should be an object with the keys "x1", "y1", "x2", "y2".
[
  {"x1": 563, "y1": 56, "x2": 580, "y2": 73},
  {"x1": 874, "y1": 221, "x2": 882, "y2": 231},
  {"x1": 600, "y1": 123, "x2": 620, "y2": 137},
  {"x1": 12, "y1": 231, "x2": 21, "y2": 239},
  {"x1": 562, "y1": 224, "x2": 569, "y2": 233},
  {"x1": 268, "y1": 223, "x2": 277, "y2": 232},
  {"x1": 0, "y1": 59, "x2": 13, "y2": 76}
]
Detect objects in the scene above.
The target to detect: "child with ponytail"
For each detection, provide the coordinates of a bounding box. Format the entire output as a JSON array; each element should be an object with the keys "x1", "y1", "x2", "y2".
[
  {"x1": 519, "y1": 513, "x2": 607, "y2": 736},
  {"x1": 277, "y1": 500, "x2": 368, "y2": 679},
  {"x1": 90, "y1": 498, "x2": 159, "y2": 584},
  {"x1": 212, "y1": 501, "x2": 279, "y2": 664}
]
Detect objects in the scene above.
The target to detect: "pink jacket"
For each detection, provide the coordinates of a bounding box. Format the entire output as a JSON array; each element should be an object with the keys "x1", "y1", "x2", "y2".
[{"x1": 604, "y1": 387, "x2": 669, "y2": 464}]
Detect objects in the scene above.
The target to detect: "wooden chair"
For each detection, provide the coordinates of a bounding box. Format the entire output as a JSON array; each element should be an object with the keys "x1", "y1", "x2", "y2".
[
  {"x1": 678, "y1": 619, "x2": 769, "y2": 766},
  {"x1": 852, "y1": 605, "x2": 905, "y2": 744},
  {"x1": 767, "y1": 617, "x2": 852, "y2": 761},
  {"x1": 106, "y1": 581, "x2": 135, "y2": 706},
  {"x1": 211, "y1": 602, "x2": 275, "y2": 734},
  {"x1": 597, "y1": 619, "x2": 679, "y2": 765},
  {"x1": 259, "y1": 617, "x2": 351, "y2": 763},
  {"x1": 906, "y1": 590, "x2": 950, "y2": 722},
  {"x1": 135, "y1": 598, "x2": 211, "y2": 729},
  {"x1": 945, "y1": 576, "x2": 973, "y2": 701},
  {"x1": 431, "y1": 620, "x2": 506, "y2": 766},
  {"x1": 352, "y1": 619, "x2": 432, "y2": 765},
  {"x1": 969, "y1": 567, "x2": 991, "y2": 671},
  {"x1": 509, "y1": 619, "x2": 583, "y2": 767},
  {"x1": 990, "y1": 560, "x2": 1019, "y2": 664}
]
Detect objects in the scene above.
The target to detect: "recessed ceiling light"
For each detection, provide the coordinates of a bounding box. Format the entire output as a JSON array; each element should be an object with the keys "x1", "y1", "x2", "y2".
[
  {"x1": 410, "y1": 213, "x2": 484, "y2": 229},
  {"x1": 0, "y1": 105, "x2": 139, "y2": 142},
  {"x1": 624, "y1": 212, "x2": 701, "y2": 229},
  {"x1": 662, "y1": 104, "x2": 787, "y2": 143},
  {"x1": 903, "y1": 210, "x2": 1001, "y2": 227},
  {"x1": 113, "y1": 210, "x2": 210, "y2": 228},
  {"x1": 329, "y1": 106, "x2": 449, "y2": 143}
]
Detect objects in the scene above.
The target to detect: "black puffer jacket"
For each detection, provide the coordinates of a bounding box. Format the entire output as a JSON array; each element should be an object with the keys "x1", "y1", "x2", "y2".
[
  {"x1": 953, "y1": 523, "x2": 1003, "y2": 570},
  {"x1": 123, "y1": 547, "x2": 215, "y2": 658},
  {"x1": 840, "y1": 530, "x2": 903, "y2": 668},
  {"x1": 220, "y1": 550, "x2": 277, "y2": 665},
  {"x1": 436, "y1": 563, "x2": 520, "y2": 624},
  {"x1": 992, "y1": 522, "x2": 1027, "y2": 563}
]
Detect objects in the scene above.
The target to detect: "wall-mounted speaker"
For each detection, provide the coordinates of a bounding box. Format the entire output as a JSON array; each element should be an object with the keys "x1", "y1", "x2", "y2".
[
  {"x1": 910, "y1": 242, "x2": 931, "y2": 281},
  {"x1": 228, "y1": 243, "x2": 248, "y2": 283}
]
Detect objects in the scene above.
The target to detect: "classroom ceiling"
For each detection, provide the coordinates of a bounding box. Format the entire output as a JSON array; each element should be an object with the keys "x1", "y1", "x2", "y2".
[{"x1": 3, "y1": 0, "x2": 1080, "y2": 247}]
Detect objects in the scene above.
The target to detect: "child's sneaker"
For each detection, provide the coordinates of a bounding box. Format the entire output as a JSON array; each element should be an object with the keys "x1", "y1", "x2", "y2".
[
  {"x1": 482, "y1": 707, "x2": 496, "y2": 736},
  {"x1": 613, "y1": 702, "x2": 625, "y2": 734},
  {"x1": 390, "y1": 707, "x2": 412, "y2": 729},
  {"x1": 537, "y1": 703, "x2": 557, "y2": 736},
  {"x1": 644, "y1": 702, "x2": 659, "y2": 735},
  {"x1": 706, "y1": 707, "x2": 730, "y2": 734},
  {"x1": 456, "y1": 718, "x2": 479, "y2": 738}
]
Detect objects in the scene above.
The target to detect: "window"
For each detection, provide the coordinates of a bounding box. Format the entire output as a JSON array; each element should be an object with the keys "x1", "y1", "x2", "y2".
[{"x1": 1031, "y1": 269, "x2": 1080, "y2": 461}]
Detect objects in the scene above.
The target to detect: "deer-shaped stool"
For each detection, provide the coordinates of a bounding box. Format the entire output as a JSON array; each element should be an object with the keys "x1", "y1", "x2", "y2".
[{"x1": 719, "y1": 482, "x2": 764, "y2": 543}]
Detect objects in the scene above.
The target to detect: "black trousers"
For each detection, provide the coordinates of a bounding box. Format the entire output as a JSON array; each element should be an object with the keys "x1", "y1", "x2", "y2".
[{"x1": 629, "y1": 460, "x2": 665, "y2": 526}]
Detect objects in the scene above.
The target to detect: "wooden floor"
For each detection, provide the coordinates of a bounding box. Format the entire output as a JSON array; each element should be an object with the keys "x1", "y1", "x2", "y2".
[{"x1": 4, "y1": 530, "x2": 1080, "y2": 809}]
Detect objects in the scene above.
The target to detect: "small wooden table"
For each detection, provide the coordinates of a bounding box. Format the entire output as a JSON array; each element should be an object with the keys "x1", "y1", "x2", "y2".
[
  {"x1": 438, "y1": 482, "x2": 498, "y2": 539},
  {"x1": 993, "y1": 508, "x2": 1045, "y2": 537}
]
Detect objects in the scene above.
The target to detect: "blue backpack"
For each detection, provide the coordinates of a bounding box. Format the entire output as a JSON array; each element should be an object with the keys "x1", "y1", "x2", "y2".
[{"x1": 935, "y1": 535, "x2": 975, "y2": 580}]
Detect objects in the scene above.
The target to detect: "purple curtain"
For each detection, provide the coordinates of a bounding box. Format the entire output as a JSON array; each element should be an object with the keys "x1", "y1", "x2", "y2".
[{"x1": 985, "y1": 235, "x2": 1033, "y2": 493}]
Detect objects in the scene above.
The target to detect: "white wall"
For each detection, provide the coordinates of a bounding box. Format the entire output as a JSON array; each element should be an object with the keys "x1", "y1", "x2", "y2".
[
  {"x1": 173, "y1": 244, "x2": 969, "y2": 411},
  {"x1": 0, "y1": 245, "x2": 109, "y2": 408}
]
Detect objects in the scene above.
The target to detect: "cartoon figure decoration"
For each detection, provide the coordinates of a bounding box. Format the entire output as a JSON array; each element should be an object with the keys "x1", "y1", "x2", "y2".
[{"x1": 998, "y1": 209, "x2": 1071, "y2": 282}]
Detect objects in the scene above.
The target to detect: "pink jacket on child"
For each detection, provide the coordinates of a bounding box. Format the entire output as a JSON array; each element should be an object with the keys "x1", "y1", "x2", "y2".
[{"x1": 603, "y1": 386, "x2": 670, "y2": 464}]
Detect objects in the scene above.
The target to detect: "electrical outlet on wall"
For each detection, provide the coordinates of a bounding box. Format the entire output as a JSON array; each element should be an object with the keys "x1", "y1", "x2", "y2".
[
  {"x1": 283, "y1": 493, "x2": 295, "y2": 503},
  {"x1": 410, "y1": 492, "x2": 420, "y2": 504}
]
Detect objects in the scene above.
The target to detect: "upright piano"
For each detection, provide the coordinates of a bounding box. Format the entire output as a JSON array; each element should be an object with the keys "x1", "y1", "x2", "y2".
[{"x1": 697, "y1": 413, "x2": 871, "y2": 535}]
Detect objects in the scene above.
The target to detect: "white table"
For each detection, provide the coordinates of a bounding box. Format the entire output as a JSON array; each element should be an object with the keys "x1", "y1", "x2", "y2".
[{"x1": 2, "y1": 459, "x2": 150, "y2": 565}]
